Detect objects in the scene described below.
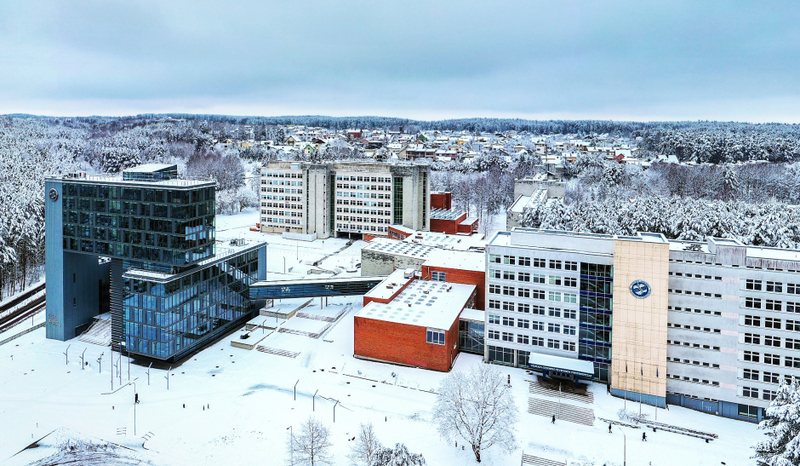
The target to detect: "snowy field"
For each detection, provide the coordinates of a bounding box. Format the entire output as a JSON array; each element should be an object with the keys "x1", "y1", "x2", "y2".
[{"x1": 0, "y1": 209, "x2": 765, "y2": 465}]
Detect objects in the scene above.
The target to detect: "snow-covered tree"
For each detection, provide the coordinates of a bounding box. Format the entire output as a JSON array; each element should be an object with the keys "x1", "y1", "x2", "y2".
[
  {"x1": 432, "y1": 364, "x2": 518, "y2": 463},
  {"x1": 290, "y1": 417, "x2": 333, "y2": 466},
  {"x1": 370, "y1": 443, "x2": 426, "y2": 466},
  {"x1": 348, "y1": 422, "x2": 382, "y2": 466},
  {"x1": 754, "y1": 380, "x2": 800, "y2": 465}
]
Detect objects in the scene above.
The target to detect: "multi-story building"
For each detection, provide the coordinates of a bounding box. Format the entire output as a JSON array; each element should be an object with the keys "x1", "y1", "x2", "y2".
[
  {"x1": 486, "y1": 227, "x2": 800, "y2": 422},
  {"x1": 44, "y1": 164, "x2": 267, "y2": 361},
  {"x1": 260, "y1": 161, "x2": 430, "y2": 239}
]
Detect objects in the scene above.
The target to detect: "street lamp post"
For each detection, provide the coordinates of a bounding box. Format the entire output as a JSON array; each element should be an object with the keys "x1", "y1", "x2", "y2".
[
  {"x1": 132, "y1": 381, "x2": 137, "y2": 436},
  {"x1": 294, "y1": 379, "x2": 299, "y2": 401},
  {"x1": 165, "y1": 366, "x2": 171, "y2": 390},
  {"x1": 81, "y1": 349, "x2": 86, "y2": 370},
  {"x1": 64, "y1": 344, "x2": 70, "y2": 365},
  {"x1": 97, "y1": 352, "x2": 104, "y2": 374},
  {"x1": 333, "y1": 400, "x2": 339, "y2": 423},
  {"x1": 147, "y1": 362, "x2": 152, "y2": 385},
  {"x1": 313, "y1": 389, "x2": 319, "y2": 411}
]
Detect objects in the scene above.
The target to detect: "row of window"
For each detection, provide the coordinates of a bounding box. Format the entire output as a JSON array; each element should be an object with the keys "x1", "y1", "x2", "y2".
[
  {"x1": 488, "y1": 270, "x2": 577, "y2": 287},
  {"x1": 745, "y1": 279, "x2": 800, "y2": 295},
  {"x1": 743, "y1": 333, "x2": 800, "y2": 349},
  {"x1": 336, "y1": 200, "x2": 391, "y2": 207},
  {"x1": 487, "y1": 314, "x2": 576, "y2": 334},
  {"x1": 669, "y1": 289, "x2": 722, "y2": 298},
  {"x1": 263, "y1": 218, "x2": 301, "y2": 225},
  {"x1": 743, "y1": 315, "x2": 800, "y2": 331},
  {"x1": 667, "y1": 356, "x2": 720, "y2": 369},
  {"x1": 335, "y1": 175, "x2": 391, "y2": 183},
  {"x1": 426, "y1": 330, "x2": 445, "y2": 345},
  {"x1": 667, "y1": 339, "x2": 720, "y2": 351},
  {"x1": 263, "y1": 195, "x2": 303, "y2": 202},
  {"x1": 744, "y1": 297, "x2": 800, "y2": 312},
  {"x1": 335, "y1": 208, "x2": 391, "y2": 217},
  {"x1": 335, "y1": 224, "x2": 388, "y2": 232},
  {"x1": 335, "y1": 216, "x2": 391, "y2": 224},
  {"x1": 742, "y1": 368, "x2": 794, "y2": 385},
  {"x1": 262, "y1": 179, "x2": 303, "y2": 186},
  {"x1": 670, "y1": 271, "x2": 722, "y2": 281},
  {"x1": 261, "y1": 202, "x2": 302, "y2": 210},
  {"x1": 488, "y1": 255, "x2": 579, "y2": 271},
  {"x1": 261, "y1": 187, "x2": 303, "y2": 195},
  {"x1": 667, "y1": 373, "x2": 720, "y2": 387},
  {"x1": 743, "y1": 351, "x2": 800, "y2": 368},
  {"x1": 487, "y1": 285, "x2": 577, "y2": 303},
  {"x1": 487, "y1": 300, "x2": 577, "y2": 318},
  {"x1": 742, "y1": 386, "x2": 777, "y2": 401},
  {"x1": 668, "y1": 306, "x2": 722, "y2": 316},
  {"x1": 486, "y1": 331, "x2": 576, "y2": 351},
  {"x1": 262, "y1": 171, "x2": 302, "y2": 179},
  {"x1": 263, "y1": 210, "x2": 303, "y2": 218},
  {"x1": 666, "y1": 322, "x2": 721, "y2": 334}
]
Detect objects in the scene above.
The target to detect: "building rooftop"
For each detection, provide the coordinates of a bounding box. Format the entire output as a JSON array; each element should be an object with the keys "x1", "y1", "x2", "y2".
[
  {"x1": 430, "y1": 209, "x2": 465, "y2": 220},
  {"x1": 362, "y1": 269, "x2": 415, "y2": 302},
  {"x1": 356, "y1": 279, "x2": 475, "y2": 330},
  {"x1": 48, "y1": 171, "x2": 214, "y2": 189},
  {"x1": 402, "y1": 231, "x2": 486, "y2": 251},
  {"x1": 363, "y1": 238, "x2": 434, "y2": 259},
  {"x1": 423, "y1": 249, "x2": 485, "y2": 273},
  {"x1": 123, "y1": 163, "x2": 176, "y2": 173}
]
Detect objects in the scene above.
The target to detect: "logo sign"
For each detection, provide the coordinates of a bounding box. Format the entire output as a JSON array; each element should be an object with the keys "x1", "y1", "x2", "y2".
[
  {"x1": 48, "y1": 188, "x2": 59, "y2": 202},
  {"x1": 629, "y1": 280, "x2": 651, "y2": 299}
]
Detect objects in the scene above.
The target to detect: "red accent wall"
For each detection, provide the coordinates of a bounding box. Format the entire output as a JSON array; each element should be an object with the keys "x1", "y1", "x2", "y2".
[
  {"x1": 354, "y1": 312, "x2": 461, "y2": 372},
  {"x1": 421, "y1": 265, "x2": 486, "y2": 310},
  {"x1": 430, "y1": 192, "x2": 452, "y2": 210},
  {"x1": 457, "y1": 218, "x2": 479, "y2": 234}
]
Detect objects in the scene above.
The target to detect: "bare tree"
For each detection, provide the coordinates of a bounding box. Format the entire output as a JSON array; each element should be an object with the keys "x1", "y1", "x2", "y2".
[
  {"x1": 370, "y1": 443, "x2": 426, "y2": 466},
  {"x1": 348, "y1": 422, "x2": 382, "y2": 466},
  {"x1": 290, "y1": 417, "x2": 333, "y2": 466},
  {"x1": 432, "y1": 365, "x2": 518, "y2": 463}
]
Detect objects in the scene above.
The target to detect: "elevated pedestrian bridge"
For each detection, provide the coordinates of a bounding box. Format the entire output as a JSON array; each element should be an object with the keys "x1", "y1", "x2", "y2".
[{"x1": 249, "y1": 276, "x2": 385, "y2": 300}]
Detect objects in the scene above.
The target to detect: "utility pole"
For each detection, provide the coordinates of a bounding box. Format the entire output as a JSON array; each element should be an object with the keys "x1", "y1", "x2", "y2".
[
  {"x1": 165, "y1": 366, "x2": 171, "y2": 390},
  {"x1": 98, "y1": 352, "x2": 104, "y2": 374},
  {"x1": 64, "y1": 344, "x2": 70, "y2": 365},
  {"x1": 80, "y1": 348, "x2": 86, "y2": 370},
  {"x1": 313, "y1": 389, "x2": 319, "y2": 411},
  {"x1": 147, "y1": 362, "x2": 152, "y2": 385}
]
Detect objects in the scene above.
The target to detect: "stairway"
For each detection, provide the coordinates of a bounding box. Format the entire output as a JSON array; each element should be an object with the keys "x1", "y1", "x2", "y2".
[
  {"x1": 255, "y1": 345, "x2": 300, "y2": 358},
  {"x1": 528, "y1": 380, "x2": 594, "y2": 404},
  {"x1": 528, "y1": 397, "x2": 595, "y2": 426},
  {"x1": 521, "y1": 454, "x2": 566, "y2": 466},
  {"x1": 79, "y1": 315, "x2": 112, "y2": 347}
]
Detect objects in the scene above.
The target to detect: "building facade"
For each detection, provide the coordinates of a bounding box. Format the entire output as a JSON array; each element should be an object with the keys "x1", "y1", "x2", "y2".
[
  {"x1": 45, "y1": 164, "x2": 266, "y2": 361},
  {"x1": 260, "y1": 161, "x2": 430, "y2": 239},
  {"x1": 486, "y1": 228, "x2": 800, "y2": 422}
]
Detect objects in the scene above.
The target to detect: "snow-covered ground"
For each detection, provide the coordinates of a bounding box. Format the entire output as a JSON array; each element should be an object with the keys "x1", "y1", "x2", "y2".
[{"x1": 0, "y1": 209, "x2": 764, "y2": 465}]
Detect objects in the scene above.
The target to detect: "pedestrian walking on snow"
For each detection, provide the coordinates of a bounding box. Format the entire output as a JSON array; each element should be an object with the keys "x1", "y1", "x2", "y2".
[
  {"x1": 551, "y1": 415, "x2": 556, "y2": 424},
  {"x1": 608, "y1": 423, "x2": 612, "y2": 433},
  {"x1": 642, "y1": 432, "x2": 647, "y2": 442}
]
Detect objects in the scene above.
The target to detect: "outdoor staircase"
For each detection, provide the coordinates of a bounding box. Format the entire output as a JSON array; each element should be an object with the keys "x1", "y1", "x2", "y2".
[
  {"x1": 255, "y1": 345, "x2": 300, "y2": 358},
  {"x1": 79, "y1": 316, "x2": 112, "y2": 347},
  {"x1": 521, "y1": 454, "x2": 566, "y2": 466},
  {"x1": 528, "y1": 380, "x2": 594, "y2": 404},
  {"x1": 528, "y1": 397, "x2": 595, "y2": 426}
]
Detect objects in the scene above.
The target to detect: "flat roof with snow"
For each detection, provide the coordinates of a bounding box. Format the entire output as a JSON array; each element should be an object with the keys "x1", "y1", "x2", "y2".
[
  {"x1": 527, "y1": 352, "x2": 595, "y2": 377},
  {"x1": 423, "y1": 249, "x2": 485, "y2": 273},
  {"x1": 362, "y1": 269, "x2": 415, "y2": 302},
  {"x1": 356, "y1": 280, "x2": 475, "y2": 330},
  {"x1": 403, "y1": 231, "x2": 486, "y2": 251},
  {"x1": 363, "y1": 238, "x2": 434, "y2": 259}
]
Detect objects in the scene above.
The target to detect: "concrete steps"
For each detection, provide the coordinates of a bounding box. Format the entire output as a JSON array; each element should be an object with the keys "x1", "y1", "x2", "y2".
[
  {"x1": 528, "y1": 397, "x2": 595, "y2": 426},
  {"x1": 521, "y1": 453, "x2": 566, "y2": 466},
  {"x1": 255, "y1": 345, "x2": 300, "y2": 358},
  {"x1": 528, "y1": 380, "x2": 594, "y2": 404}
]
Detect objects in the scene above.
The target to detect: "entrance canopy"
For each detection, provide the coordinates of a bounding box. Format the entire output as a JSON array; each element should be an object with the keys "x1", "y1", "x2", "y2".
[{"x1": 528, "y1": 353, "x2": 594, "y2": 378}]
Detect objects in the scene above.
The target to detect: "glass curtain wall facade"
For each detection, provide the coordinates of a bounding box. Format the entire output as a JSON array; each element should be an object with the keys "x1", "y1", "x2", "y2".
[{"x1": 578, "y1": 262, "x2": 614, "y2": 381}]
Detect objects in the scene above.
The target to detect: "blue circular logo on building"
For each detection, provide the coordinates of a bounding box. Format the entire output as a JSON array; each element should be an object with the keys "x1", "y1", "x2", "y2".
[{"x1": 630, "y1": 280, "x2": 651, "y2": 299}]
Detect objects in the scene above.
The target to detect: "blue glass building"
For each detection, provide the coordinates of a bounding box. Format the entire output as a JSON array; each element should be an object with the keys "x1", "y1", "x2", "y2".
[{"x1": 45, "y1": 164, "x2": 266, "y2": 361}]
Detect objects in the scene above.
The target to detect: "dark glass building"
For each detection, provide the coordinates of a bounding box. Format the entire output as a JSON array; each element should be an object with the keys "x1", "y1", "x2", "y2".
[{"x1": 45, "y1": 164, "x2": 266, "y2": 361}]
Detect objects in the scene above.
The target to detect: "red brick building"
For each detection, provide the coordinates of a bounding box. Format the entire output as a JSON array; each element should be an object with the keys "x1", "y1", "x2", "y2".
[
  {"x1": 421, "y1": 249, "x2": 486, "y2": 310},
  {"x1": 354, "y1": 278, "x2": 476, "y2": 372}
]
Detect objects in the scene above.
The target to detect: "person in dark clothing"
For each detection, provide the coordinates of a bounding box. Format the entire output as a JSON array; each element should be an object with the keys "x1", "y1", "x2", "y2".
[
  {"x1": 608, "y1": 423, "x2": 612, "y2": 433},
  {"x1": 135, "y1": 393, "x2": 139, "y2": 404},
  {"x1": 642, "y1": 432, "x2": 647, "y2": 442},
  {"x1": 551, "y1": 415, "x2": 556, "y2": 424}
]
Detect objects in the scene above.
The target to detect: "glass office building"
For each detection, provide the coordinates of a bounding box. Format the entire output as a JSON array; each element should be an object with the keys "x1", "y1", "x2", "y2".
[{"x1": 45, "y1": 164, "x2": 266, "y2": 361}]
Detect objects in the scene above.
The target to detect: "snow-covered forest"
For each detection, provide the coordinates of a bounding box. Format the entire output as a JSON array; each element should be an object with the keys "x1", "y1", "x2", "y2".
[{"x1": 521, "y1": 158, "x2": 800, "y2": 247}]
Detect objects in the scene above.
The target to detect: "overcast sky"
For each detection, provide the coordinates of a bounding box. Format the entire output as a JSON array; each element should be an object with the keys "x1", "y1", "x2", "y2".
[{"x1": 1, "y1": 1, "x2": 798, "y2": 122}]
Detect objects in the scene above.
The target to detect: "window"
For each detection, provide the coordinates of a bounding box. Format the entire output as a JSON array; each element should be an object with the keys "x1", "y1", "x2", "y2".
[
  {"x1": 503, "y1": 255, "x2": 516, "y2": 265},
  {"x1": 787, "y1": 338, "x2": 800, "y2": 350},
  {"x1": 533, "y1": 258, "x2": 546, "y2": 268},
  {"x1": 519, "y1": 257, "x2": 531, "y2": 266},
  {"x1": 517, "y1": 288, "x2": 530, "y2": 298},
  {"x1": 565, "y1": 261, "x2": 578, "y2": 271},
  {"x1": 517, "y1": 334, "x2": 529, "y2": 345},
  {"x1": 488, "y1": 330, "x2": 500, "y2": 340},
  {"x1": 763, "y1": 390, "x2": 777, "y2": 401},
  {"x1": 501, "y1": 332, "x2": 514, "y2": 342},
  {"x1": 532, "y1": 289, "x2": 545, "y2": 300},
  {"x1": 563, "y1": 293, "x2": 577, "y2": 304},
  {"x1": 763, "y1": 372, "x2": 780, "y2": 384},
  {"x1": 744, "y1": 333, "x2": 761, "y2": 345},
  {"x1": 548, "y1": 291, "x2": 562, "y2": 302},
  {"x1": 764, "y1": 353, "x2": 781, "y2": 366},
  {"x1": 788, "y1": 283, "x2": 800, "y2": 294},
  {"x1": 739, "y1": 404, "x2": 759, "y2": 418},
  {"x1": 549, "y1": 259, "x2": 562, "y2": 269},
  {"x1": 745, "y1": 297, "x2": 762, "y2": 309},
  {"x1": 744, "y1": 315, "x2": 761, "y2": 327},
  {"x1": 548, "y1": 323, "x2": 561, "y2": 333},
  {"x1": 502, "y1": 301, "x2": 514, "y2": 311},
  {"x1": 426, "y1": 329, "x2": 445, "y2": 345},
  {"x1": 766, "y1": 300, "x2": 782, "y2": 311},
  {"x1": 742, "y1": 387, "x2": 759, "y2": 399},
  {"x1": 563, "y1": 325, "x2": 576, "y2": 335},
  {"x1": 564, "y1": 277, "x2": 577, "y2": 287},
  {"x1": 531, "y1": 336, "x2": 544, "y2": 346},
  {"x1": 502, "y1": 317, "x2": 515, "y2": 327},
  {"x1": 517, "y1": 303, "x2": 530, "y2": 314},
  {"x1": 517, "y1": 319, "x2": 530, "y2": 329},
  {"x1": 786, "y1": 356, "x2": 800, "y2": 369},
  {"x1": 488, "y1": 314, "x2": 500, "y2": 324},
  {"x1": 563, "y1": 341, "x2": 576, "y2": 351},
  {"x1": 549, "y1": 276, "x2": 562, "y2": 286},
  {"x1": 767, "y1": 281, "x2": 783, "y2": 293},
  {"x1": 503, "y1": 271, "x2": 515, "y2": 281},
  {"x1": 518, "y1": 272, "x2": 531, "y2": 282},
  {"x1": 765, "y1": 317, "x2": 782, "y2": 329},
  {"x1": 532, "y1": 274, "x2": 546, "y2": 284},
  {"x1": 548, "y1": 307, "x2": 561, "y2": 318},
  {"x1": 788, "y1": 320, "x2": 800, "y2": 332},
  {"x1": 502, "y1": 286, "x2": 515, "y2": 296},
  {"x1": 431, "y1": 271, "x2": 446, "y2": 282},
  {"x1": 746, "y1": 279, "x2": 762, "y2": 291},
  {"x1": 563, "y1": 309, "x2": 577, "y2": 319},
  {"x1": 489, "y1": 284, "x2": 501, "y2": 295},
  {"x1": 547, "y1": 339, "x2": 561, "y2": 349},
  {"x1": 765, "y1": 335, "x2": 781, "y2": 347},
  {"x1": 787, "y1": 302, "x2": 800, "y2": 313},
  {"x1": 488, "y1": 300, "x2": 500, "y2": 310},
  {"x1": 488, "y1": 345, "x2": 514, "y2": 365},
  {"x1": 744, "y1": 351, "x2": 760, "y2": 363},
  {"x1": 531, "y1": 321, "x2": 544, "y2": 331},
  {"x1": 743, "y1": 368, "x2": 759, "y2": 380},
  {"x1": 489, "y1": 254, "x2": 501, "y2": 264},
  {"x1": 531, "y1": 305, "x2": 545, "y2": 315}
]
